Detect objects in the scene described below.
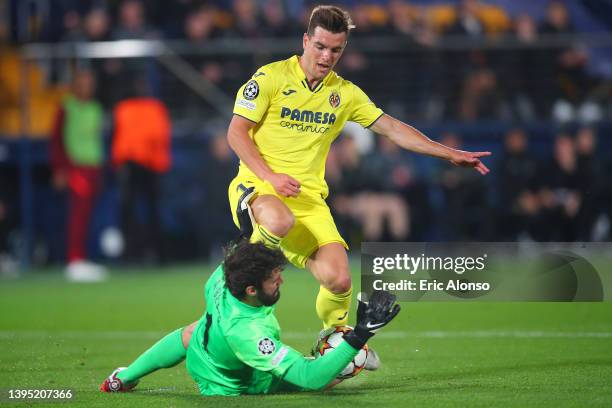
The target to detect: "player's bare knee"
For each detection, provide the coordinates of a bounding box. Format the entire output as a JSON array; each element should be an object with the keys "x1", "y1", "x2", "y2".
[
  {"x1": 261, "y1": 210, "x2": 294, "y2": 237},
  {"x1": 252, "y1": 197, "x2": 295, "y2": 237},
  {"x1": 326, "y1": 273, "x2": 352, "y2": 294},
  {"x1": 333, "y1": 275, "x2": 353, "y2": 293}
]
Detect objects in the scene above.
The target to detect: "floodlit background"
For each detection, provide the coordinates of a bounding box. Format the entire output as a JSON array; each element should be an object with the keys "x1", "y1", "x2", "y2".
[
  {"x1": 1, "y1": 1, "x2": 611, "y2": 406},
  {"x1": 1, "y1": 0, "x2": 611, "y2": 271}
]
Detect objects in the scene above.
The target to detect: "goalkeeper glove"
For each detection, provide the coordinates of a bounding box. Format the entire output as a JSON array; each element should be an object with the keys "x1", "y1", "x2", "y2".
[{"x1": 344, "y1": 290, "x2": 401, "y2": 350}]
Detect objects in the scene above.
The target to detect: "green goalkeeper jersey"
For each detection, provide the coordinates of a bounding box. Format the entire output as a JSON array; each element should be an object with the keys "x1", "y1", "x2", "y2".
[{"x1": 185, "y1": 265, "x2": 358, "y2": 396}]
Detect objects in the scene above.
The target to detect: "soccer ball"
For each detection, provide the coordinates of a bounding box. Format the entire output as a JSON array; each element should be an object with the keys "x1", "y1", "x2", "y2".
[{"x1": 313, "y1": 326, "x2": 368, "y2": 379}]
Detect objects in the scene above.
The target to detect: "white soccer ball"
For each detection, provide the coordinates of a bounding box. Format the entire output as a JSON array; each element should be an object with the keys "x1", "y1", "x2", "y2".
[{"x1": 313, "y1": 326, "x2": 368, "y2": 379}]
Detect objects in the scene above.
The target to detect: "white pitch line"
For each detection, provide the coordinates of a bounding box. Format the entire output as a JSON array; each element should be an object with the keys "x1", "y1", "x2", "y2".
[
  {"x1": 0, "y1": 330, "x2": 611, "y2": 340},
  {"x1": 283, "y1": 331, "x2": 612, "y2": 339},
  {"x1": 410, "y1": 331, "x2": 612, "y2": 339}
]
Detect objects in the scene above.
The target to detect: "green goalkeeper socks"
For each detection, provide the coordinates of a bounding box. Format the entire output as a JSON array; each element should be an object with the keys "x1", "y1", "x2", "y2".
[{"x1": 116, "y1": 328, "x2": 186, "y2": 383}]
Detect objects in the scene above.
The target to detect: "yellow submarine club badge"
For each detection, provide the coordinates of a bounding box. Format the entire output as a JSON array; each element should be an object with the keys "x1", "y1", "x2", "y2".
[{"x1": 329, "y1": 90, "x2": 341, "y2": 108}]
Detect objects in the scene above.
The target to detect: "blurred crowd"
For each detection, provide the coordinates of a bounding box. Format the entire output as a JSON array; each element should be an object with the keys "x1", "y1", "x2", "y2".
[
  {"x1": 326, "y1": 124, "x2": 611, "y2": 246},
  {"x1": 1, "y1": 0, "x2": 610, "y2": 128},
  {"x1": 0, "y1": 0, "x2": 611, "y2": 272}
]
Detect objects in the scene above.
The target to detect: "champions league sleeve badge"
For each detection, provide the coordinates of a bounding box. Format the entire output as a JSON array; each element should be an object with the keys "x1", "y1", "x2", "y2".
[
  {"x1": 243, "y1": 80, "x2": 260, "y2": 100},
  {"x1": 257, "y1": 337, "x2": 276, "y2": 355},
  {"x1": 329, "y1": 90, "x2": 341, "y2": 108}
]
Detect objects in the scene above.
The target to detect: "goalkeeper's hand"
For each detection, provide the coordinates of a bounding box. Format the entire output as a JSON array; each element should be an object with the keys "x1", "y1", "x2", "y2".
[{"x1": 344, "y1": 290, "x2": 401, "y2": 350}]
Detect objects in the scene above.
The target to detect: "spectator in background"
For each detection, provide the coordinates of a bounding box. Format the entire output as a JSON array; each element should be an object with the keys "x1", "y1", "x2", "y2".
[
  {"x1": 112, "y1": 0, "x2": 157, "y2": 40},
  {"x1": 50, "y1": 69, "x2": 107, "y2": 282},
  {"x1": 182, "y1": 5, "x2": 221, "y2": 107},
  {"x1": 443, "y1": 0, "x2": 501, "y2": 121},
  {"x1": 336, "y1": 4, "x2": 377, "y2": 94},
  {"x1": 363, "y1": 136, "x2": 412, "y2": 241},
  {"x1": 541, "y1": 133, "x2": 582, "y2": 240},
  {"x1": 457, "y1": 68, "x2": 508, "y2": 121},
  {"x1": 329, "y1": 134, "x2": 369, "y2": 245},
  {"x1": 539, "y1": 0, "x2": 592, "y2": 122},
  {"x1": 183, "y1": 5, "x2": 235, "y2": 87},
  {"x1": 181, "y1": 5, "x2": 244, "y2": 117},
  {"x1": 380, "y1": 1, "x2": 423, "y2": 118},
  {"x1": 60, "y1": 9, "x2": 83, "y2": 42},
  {"x1": 446, "y1": 0, "x2": 484, "y2": 38},
  {"x1": 156, "y1": 0, "x2": 202, "y2": 39},
  {"x1": 332, "y1": 134, "x2": 412, "y2": 243},
  {"x1": 539, "y1": 0, "x2": 574, "y2": 35},
  {"x1": 111, "y1": 0, "x2": 160, "y2": 104},
  {"x1": 499, "y1": 14, "x2": 541, "y2": 120},
  {"x1": 83, "y1": 8, "x2": 112, "y2": 41},
  {"x1": 75, "y1": 8, "x2": 118, "y2": 108},
  {"x1": 574, "y1": 127, "x2": 604, "y2": 239},
  {"x1": 496, "y1": 128, "x2": 539, "y2": 239},
  {"x1": 184, "y1": 5, "x2": 221, "y2": 43},
  {"x1": 112, "y1": 80, "x2": 171, "y2": 264},
  {"x1": 56, "y1": 7, "x2": 113, "y2": 98},
  {"x1": 0, "y1": 164, "x2": 18, "y2": 277},
  {"x1": 228, "y1": 0, "x2": 263, "y2": 38},
  {"x1": 202, "y1": 131, "x2": 239, "y2": 259},
  {"x1": 261, "y1": 0, "x2": 297, "y2": 38},
  {"x1": 387, "y1": 2, "x2": 442, "y2": 120},
  {"x1": 363, "y1": 135, "x2": 432, "y2": 241},
  {"x1": 434, "y1": 132, "x2": 490, "y2": 239}
]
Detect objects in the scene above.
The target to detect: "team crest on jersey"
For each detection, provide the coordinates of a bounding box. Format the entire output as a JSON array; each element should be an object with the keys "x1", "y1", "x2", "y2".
[
  {"x1": 243, "y1": 80, "x2": 259, "y2": 100},
  {"x1": 258, "y1": 337, "x2": 276, "y2": 355},
  {"x1": 329, "y1": 90, "x2": 341, "y2": 108}
]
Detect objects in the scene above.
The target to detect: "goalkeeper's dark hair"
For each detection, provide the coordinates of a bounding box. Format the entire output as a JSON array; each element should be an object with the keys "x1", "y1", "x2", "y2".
[
  {"x1": 223, "y1": 240, "x2": 287, "y2": 299},
  {"x1": 307, "y1": 5, "x2": 354, "y2": 37}
]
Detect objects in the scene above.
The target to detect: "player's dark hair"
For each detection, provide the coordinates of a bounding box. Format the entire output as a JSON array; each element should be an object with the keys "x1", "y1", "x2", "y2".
[
  {"x1": 307, "y1": 5, "x2": 354, "y2": 36},
  {"x1": 223, "y1": 240, "x2": 287, "y2": 299}
]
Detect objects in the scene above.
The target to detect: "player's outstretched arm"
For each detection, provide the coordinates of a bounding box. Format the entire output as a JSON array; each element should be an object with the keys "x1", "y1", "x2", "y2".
[
  {"x1": 283, "y1": 341, "x2": 359, "y2": 390},
  {"x1": 369, "y1": 114, "x2": 491, "y2": 175},
  {"x1": 227, "y1": 115, "x2": 301, "y2": 196}
]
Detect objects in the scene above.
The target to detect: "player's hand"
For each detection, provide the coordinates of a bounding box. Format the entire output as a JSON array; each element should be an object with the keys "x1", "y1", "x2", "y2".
[
  {"x1": 344, "y1": 290, "x2": 401, "y2": 350},
  {"x1": 449, "y1": 150, "x2": 491, "y2": 175},
  {"x1": 355, "y1": 291, "x2": 401, "y2": 333},
  {"x1": 266, "y1": 172, "x2": 301, "y2": 197}
]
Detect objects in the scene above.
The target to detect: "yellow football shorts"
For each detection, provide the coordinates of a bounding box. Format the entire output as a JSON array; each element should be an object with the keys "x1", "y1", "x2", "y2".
[{"x1": 228, "y1": 176, "x2": 348, "y2": 268}]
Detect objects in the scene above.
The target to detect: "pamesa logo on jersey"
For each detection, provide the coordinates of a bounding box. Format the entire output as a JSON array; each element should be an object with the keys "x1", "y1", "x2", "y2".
[
  {"x1": 279, "y1": 107, "x2": 337, "y2": 134},
  {"x1": 280, "y1": 107, "x2": 336, "y2": 124}
]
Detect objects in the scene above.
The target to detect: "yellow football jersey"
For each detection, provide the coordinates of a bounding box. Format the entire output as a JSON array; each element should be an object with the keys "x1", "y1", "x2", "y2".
[{"x1": 233, "y1": 55, "x2": 383, "y2": 198}]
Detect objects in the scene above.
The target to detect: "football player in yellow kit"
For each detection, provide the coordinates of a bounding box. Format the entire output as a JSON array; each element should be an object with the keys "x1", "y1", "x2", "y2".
[{"x1": 227, "y1": 5, "x2": 490, "y2": 366}]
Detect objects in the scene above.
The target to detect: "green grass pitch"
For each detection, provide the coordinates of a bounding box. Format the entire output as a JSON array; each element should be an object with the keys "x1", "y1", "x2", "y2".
[{"x1": 1, "y1": 263, "x2": 611, "y2": 407}]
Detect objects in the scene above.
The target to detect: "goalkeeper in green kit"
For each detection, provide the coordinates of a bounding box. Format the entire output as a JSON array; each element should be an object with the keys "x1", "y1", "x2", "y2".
[{"x1": 100, "y1": 241, "x2": 400, "y2": 396}]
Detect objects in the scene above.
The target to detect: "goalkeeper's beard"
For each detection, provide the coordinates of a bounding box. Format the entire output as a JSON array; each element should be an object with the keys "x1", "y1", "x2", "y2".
[{"x1": 257, "y1": 289, "x2": 280, "y2": 306}]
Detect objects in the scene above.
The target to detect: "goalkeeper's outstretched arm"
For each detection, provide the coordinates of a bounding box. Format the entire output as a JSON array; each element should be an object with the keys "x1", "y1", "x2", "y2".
[
  {"x1": 283, "y1": 290, "x2": 401, "y2": 391},
  {"x1": 283, "y1": 341, "x2": 358, "y2": 390}
]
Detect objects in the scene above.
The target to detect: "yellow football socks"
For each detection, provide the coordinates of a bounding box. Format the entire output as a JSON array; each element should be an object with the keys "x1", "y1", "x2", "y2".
[
  {"x1": 250, "y1": 224, "x2": 282, "y2": 248},
  {"x1": 316, "y1": 285, "x2": 352, "y2": 329}
]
